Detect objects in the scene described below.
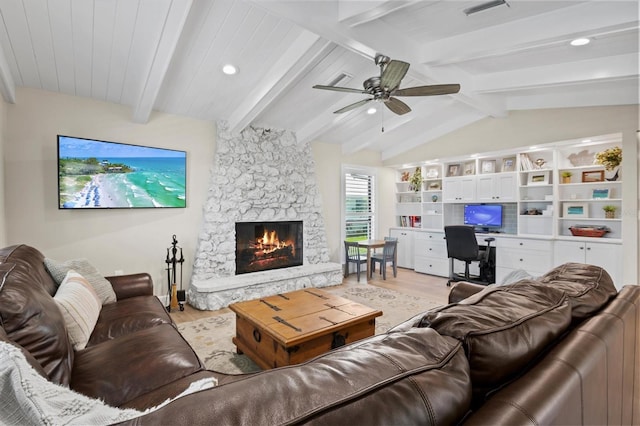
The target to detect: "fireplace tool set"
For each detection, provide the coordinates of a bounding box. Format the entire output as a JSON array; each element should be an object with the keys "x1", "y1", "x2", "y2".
[{"x1": 165, "y1": 234, "x2": 185, "y2": 312}]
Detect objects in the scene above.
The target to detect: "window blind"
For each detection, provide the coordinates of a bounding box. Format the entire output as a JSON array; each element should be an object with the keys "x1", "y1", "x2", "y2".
[{"x1": 345, "y1": 172, "x2": 375, "y2": 241}]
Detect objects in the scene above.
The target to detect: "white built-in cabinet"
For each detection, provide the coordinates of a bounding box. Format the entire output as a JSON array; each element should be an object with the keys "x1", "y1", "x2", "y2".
[
  {"x1": 391, "y1": 133, "x2": 626, "y2": 285},
  {"x1": 553, "y1": 240, "x2": 622, "y2": 288},
  {"x1": 389, "y1": 228, "x2": 414, "y2": 269}
]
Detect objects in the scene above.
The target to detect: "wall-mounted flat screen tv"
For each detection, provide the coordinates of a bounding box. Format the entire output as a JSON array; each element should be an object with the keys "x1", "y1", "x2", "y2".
[{"x1": 58, "y1": 135, "x2": 186, "y2": 209}]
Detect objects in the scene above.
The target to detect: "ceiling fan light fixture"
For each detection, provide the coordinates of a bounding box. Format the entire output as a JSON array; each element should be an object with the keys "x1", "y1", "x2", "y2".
[
  {"x1": 464, "y1": 0, "x2": 509, "y2": 16},
  {"x1": 570, "y1": 38, "x2": 591, "y2": 47},
  {"x1": 222, "y1": 64, "x2": 238, "y2": 75}
]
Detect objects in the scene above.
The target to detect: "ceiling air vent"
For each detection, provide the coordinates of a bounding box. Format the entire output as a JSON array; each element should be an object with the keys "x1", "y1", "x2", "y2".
[{"x1": 464, "y1": 0, "x2": 509, "y2": 16}]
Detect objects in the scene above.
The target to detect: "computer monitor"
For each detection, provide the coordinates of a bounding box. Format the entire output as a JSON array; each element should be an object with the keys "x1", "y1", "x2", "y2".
[{"x1": 463, "y1": 204, "x2": 503, "y2": 231}]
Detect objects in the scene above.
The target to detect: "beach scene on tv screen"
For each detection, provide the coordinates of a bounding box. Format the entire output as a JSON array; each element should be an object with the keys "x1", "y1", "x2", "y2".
[{"x1": 58, "y1": 136, "x2": 186, "y2": 208}]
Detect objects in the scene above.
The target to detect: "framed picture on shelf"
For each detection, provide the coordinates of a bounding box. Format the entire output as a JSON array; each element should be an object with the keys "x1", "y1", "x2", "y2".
[
  {"x1": 592, "y1": 188, "x2": 609, "y2": 199},
  {"x1": 582, "y1": 170, "x2": 604, "y2": 182},
  {"x1": 481, "y1": 159, "x2": 496, "y2": 174},
  {"x1": 426, "y1": 167, "x2": 439, "y2": 178},
  {"x1": 502, "y1": 157, "x2": 516, "y2": 172},
  {"x1": 563, "y1": 202, "x2": 588, "y2": 218},
  {"x1": 447, "y1": 164, "x2": 461, "y2": 177},
  {"x1": 463, "y1": 162, "x2": 475, "y2": 175},
  {"x1": 428, "y1": 181, "x2": 441, "y2": 190},
  {"x1": 527, "y1": 171, "x2": 549, "y2": 185}
]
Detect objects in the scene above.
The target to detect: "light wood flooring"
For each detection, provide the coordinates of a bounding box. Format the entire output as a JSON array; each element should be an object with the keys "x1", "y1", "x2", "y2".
[{"x1": 170, "y1": 268, "x2": 450, "y2": 324}]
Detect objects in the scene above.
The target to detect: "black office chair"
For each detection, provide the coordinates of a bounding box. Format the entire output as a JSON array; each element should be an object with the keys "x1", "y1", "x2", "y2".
[
  {"x1": 444, "y1": 225, "x2": 495, "y2": 287},
  {"x1": 371, "y1": 239, "x2": 398, "y2": 280},
  {"x1": 344, "y1": 241, "x2": 367, "y2": 282}
]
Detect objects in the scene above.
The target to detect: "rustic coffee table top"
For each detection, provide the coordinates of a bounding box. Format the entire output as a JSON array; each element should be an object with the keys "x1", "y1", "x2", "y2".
[{"x1": 229, "y1": 288, "x2": 382, "y2": 347}]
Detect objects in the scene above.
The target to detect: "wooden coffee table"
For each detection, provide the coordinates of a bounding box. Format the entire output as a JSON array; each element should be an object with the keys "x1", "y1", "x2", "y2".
[{"x1": 229, "y1": 288, "x2": 382, "y2": 370}]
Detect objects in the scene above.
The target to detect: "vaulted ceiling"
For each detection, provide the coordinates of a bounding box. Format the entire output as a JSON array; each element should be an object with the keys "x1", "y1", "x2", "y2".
[{"x1": 0, "y1": 0, "x2": 637, "y2": 159}]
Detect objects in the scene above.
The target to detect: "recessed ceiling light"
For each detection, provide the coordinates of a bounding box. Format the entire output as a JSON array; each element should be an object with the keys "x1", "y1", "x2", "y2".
[
  {"x1": 570, "y1": 38, "x2": 591, "y2": 47},
  {"x1": 367, "y1": 107, "x2": 377, "y2": 115},
  {"x1": 222, "y1": 64, "x2": 238, "y2": 75}
]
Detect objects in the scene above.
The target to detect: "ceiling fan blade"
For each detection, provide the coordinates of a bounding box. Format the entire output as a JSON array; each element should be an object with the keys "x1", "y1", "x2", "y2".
[
  {"x1": 380, "y1": 60, "x2": 410, "y2": 91},
  {"x1": 313, "y1": 85, "x2": 368, "y2": 94},
  {"x1": 384, "y1": 97, "x2": 411, "y2": 115},
  {"x1": 393, "y1": 84, "x2": 461, "y2": 97},
  {"x1": 334, "y1": 98, "x2": 373, "y2": 114}
]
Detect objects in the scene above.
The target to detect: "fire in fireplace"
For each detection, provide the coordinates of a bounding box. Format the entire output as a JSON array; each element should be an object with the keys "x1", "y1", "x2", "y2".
[{"x1": 235, "y1": 221, "x2": 303, "y2": 274}]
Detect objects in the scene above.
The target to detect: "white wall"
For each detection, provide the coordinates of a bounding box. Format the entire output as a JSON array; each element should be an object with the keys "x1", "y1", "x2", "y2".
[
  {"x1": 4, "y1": 88, "x2": 216, "y2": 296},
  {"x1": 384, "y1": 106, "x2": 639, "y2": 285},
  {"x1": 0, "y1": 97, "x2": 6, "y2": 247}
]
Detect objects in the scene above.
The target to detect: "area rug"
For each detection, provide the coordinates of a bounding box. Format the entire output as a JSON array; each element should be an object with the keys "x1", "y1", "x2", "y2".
[{"x1": 177, "y1": 285, "x2": 443, "y2": 374}]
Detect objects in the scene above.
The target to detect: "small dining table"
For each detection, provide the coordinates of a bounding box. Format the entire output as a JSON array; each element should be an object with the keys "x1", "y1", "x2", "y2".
[{"x1": 357, "y1": 239, "x2": 386, "y2": 279}]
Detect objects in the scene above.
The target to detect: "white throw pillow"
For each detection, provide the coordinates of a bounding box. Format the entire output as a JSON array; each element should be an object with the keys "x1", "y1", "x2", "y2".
[
  {"x1": 54, "y1": 270, "x2": 102, "y2": 350},
  {"x1": 45, "y1": 257, "x2": 117, "y2": 305}
]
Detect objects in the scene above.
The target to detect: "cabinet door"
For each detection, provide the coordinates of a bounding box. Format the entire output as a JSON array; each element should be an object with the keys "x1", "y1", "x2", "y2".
[
  {"x1": 442, "y1": 179, "x2": 462, "y2": 202},
  {"x1": 476, "y1": 175, "x2": 494, "y2": 202},
  {"x1": 460, "y1": 177, "x2": 476, "y2": 201},
  {"x1": 389, "y1": 229, "x2": 414, "y2": 269},
  {"x1": 585, "y1": 243, "x2": 622, "y2": 288},
  {"x1": 494, "y1": 173, "x2": 516, "y2": 201},
  {"x1": 553, "y1": 240, "x2": 586, "y2": 265}
]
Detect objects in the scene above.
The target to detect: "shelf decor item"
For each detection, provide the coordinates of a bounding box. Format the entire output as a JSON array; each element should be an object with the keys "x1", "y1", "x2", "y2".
[
  {"x1": 502, "y1": 157, "x2": 516, "y2": 172},
  {"x1": 408, "y1": 167, "x2": 422, "y2": 191},
  {"x1": 602, "y1": 205, "x2": 617, "y2": 219},
  {"x1": 463, "y1": 162, "x2": 475, "y2": 175},
  {"x1": 447, "y1": 163, "x2": 461, "y2": 177},
  {"x1": 594, "y1": 146, "x2": 622, "y2": 170},
  {"x1": 569, "y1": 225, "x2": 610, "y2": 238},
  {"x1": 592, "y1": 188, "x2": 609, "y2": 199},
  {"x1": 528, "y1": 171, "x2": 549, "y2": 186},
  {"x1": 582, "y1": 170, "x2": 604, "y2": 183},
  {"x1": 481, "y1": 159, "x2": 496, "y2": 174},
  {"x1": 563, "y1": 202, "x2": 588, "y2": 218},
  {"x1": 561, "y1": 171, "x2": 572, "y2": 184}
]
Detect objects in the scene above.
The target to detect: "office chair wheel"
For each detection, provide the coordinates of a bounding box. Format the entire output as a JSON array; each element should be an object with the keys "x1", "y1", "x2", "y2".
[{"x1": 446, "y1": 280, "x2": 452, "y2": 287}]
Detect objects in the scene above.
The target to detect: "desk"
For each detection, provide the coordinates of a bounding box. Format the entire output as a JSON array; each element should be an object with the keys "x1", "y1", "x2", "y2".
[{"x1": 357, "y1": 240, "x2": 385, "y2": 279}]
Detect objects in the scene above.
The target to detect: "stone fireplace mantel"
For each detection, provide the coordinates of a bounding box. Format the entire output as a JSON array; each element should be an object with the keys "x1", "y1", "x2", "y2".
[{"x1": 188, "y1": 262, "x2": 342, "y2": 310}]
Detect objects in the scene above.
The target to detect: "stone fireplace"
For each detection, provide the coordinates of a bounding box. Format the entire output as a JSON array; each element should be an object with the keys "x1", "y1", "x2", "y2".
[
  {"x1": 188, "y1": 122, "x2": 342, "y2": 310},
  {"x1": 235, "y1": 221, "x2": 303, "y2": 274}
]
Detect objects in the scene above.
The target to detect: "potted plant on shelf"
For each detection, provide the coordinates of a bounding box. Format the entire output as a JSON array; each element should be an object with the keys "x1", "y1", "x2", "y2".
[
  {"x1": 603, "y1": 205, "x2": 617, "y2": 219},
  {"x1": 595, "y1": 146, "x2": 622, "y2": 181},
  {"x1": 409, "y1": 167, "x2": 422, "y2": 192},
  {"x1": 561, "y1": 171, "x2": 572, "y2": 184}
]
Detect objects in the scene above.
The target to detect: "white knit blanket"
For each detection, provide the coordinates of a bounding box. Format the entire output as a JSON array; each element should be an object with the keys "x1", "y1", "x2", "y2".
[{"x1": 0, "y1": 341, "x2": 217, "y2": 425}]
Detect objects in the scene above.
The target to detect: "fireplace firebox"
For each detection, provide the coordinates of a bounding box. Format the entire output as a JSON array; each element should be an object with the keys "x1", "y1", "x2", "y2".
[{"x1": 235, "y1": 221, "x2": 303, "y2": 275}]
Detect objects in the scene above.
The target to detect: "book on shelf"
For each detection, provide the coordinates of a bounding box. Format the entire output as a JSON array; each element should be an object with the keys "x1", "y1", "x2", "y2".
[
  {"x1": 399, "y1": 215, "x2": 421, "y2": 228},
  {"x1": 519, "y1": 153, "x2": 534, "y2": 171}
]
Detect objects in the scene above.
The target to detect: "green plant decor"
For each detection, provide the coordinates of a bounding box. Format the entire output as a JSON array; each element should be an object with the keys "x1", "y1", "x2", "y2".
[
  {"x1": 561, "y1": 171, "x2": 573, "y2": 178},
  {"x1": 409, "y1": 167, "x2": 422, "y2": 192},
  {"x1": 602, "y1": 205, "x2": 617, "y2": 213},
  {"x1": 595, "y1": 146, "x2": 622, "y2": 171}
]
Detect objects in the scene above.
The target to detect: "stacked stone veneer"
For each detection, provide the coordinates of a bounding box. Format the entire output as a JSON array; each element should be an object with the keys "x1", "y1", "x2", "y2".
[{"x1": 189, "y1": 122, "x2": 342, "y2": 310}]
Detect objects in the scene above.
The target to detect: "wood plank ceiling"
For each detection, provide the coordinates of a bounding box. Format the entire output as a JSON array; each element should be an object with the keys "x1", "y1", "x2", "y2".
[{"x1": 0, "y1": 0, "x2": 637, "y2": 159}]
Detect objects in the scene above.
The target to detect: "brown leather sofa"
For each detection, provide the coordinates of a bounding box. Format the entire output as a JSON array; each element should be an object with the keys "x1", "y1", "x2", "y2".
[{"x1": 1, "y1": 243, "x2": 639, "y2": 425}]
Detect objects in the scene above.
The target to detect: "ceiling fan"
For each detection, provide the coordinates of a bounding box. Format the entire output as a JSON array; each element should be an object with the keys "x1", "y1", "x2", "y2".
[{"x1": 313, "y1": 54, "x2": 460, "y2": 115}]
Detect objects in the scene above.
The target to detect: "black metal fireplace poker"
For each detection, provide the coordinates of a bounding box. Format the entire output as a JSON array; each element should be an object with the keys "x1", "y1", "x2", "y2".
[{"x1": 165, "y1": 234, "x2": 185, "y2": 312}]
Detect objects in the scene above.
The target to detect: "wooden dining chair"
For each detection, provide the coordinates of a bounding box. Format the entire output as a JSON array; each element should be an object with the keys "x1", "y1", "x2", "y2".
[
  {"x1": 344, "y1": 241, "x2": 367, "y2": 282},
  {"x1": 371, "y1": 239, "x2": 398, "y2": 280}
]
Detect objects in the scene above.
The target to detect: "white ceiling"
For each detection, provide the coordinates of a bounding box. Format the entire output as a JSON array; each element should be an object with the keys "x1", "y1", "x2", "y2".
[{"x1": 0, "y1": 0, "x2": 637, "y2": 160}]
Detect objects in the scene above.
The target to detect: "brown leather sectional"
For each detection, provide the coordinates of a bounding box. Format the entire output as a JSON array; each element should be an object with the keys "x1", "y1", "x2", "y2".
[{"x1": 1, "y1": 244, "x2": 638, "y2": 425}]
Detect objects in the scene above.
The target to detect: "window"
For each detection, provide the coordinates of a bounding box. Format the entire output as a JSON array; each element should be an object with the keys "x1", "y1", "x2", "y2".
[{"x1": 344, "y1": 168, "x2": 375, "y2": 242}]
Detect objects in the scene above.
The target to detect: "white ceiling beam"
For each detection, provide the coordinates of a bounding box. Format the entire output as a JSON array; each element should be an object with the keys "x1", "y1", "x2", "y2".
[
  {"x1": 228, "y1": 31, "x2": 330, "y2": 134},
  {"x1": 132, "y1": 0, "x2": 193, "y2": 124},
  {"x1": 0, "y1": 41, "x2": 15, "y2": 103},
  {"x1": 475, "y1": 53, "x2": 638, "y2": 93},
  {"x1": 419, "y1": 2, "x2": 638, "y2": 66},
  {"x1": 337, "y1": 1, "x2": 419, "y2": 27}
]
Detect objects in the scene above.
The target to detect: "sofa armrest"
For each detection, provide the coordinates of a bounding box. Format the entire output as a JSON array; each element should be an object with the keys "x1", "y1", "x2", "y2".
[
  {"x1": 448, "y1": 281, "x2": 486, "y2": 303},
  {"x1": 106, "y1": 273, "x2": 153, "y2": 300}
]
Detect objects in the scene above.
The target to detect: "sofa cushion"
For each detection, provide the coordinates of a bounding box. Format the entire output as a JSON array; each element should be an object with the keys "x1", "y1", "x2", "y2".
[
  {"x1": 419, "y1": 282, "x2": 572, "y2": 401},
  {"x1": 54, "y1": 271, "x2": 102, "y2": 350},
  {"x1": 0, "y1": 246, "x2": 74, "y2": 385},
  {"x1": 88, "y1": 295, "x2": 173, "y2": 346},
  {"x1": 45, "y1": 257, "x2": 117, "y2": 305},
  {"x1": 71, "y1": 323, "x2": 204, "y2": 407},
  {"x1": 123, "y1": 327, "x2": 472, "y2": 425},
  {"x1": 537, "y1": 262, "x2": 617, "y2": 321}
]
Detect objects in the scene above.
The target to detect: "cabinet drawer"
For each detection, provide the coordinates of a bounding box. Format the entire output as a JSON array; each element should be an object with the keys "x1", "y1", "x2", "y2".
[
  {"x1": 497, "y1": 249, "x2": 552, "y2": 271},
  {"x1": 498, "y1": 238, "x2": 552, "y2": 251},
  {"x1": 414, "y1": 231, "x2": 445, "y2": 241},
  {"x1": 414, "y1": 256, "x2": 448, "y2": 277},
  {"x1": 415, "y1": 240, "x2": 447, "y2": 258}
]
